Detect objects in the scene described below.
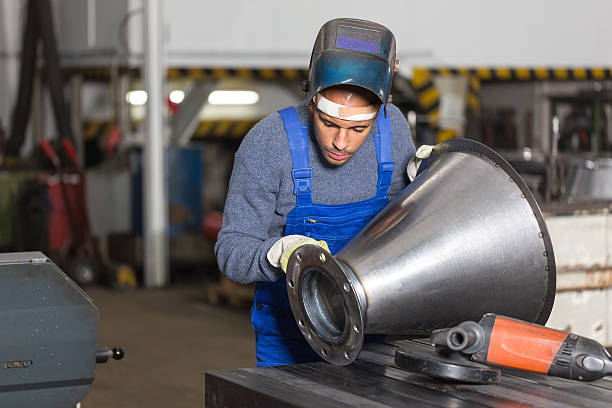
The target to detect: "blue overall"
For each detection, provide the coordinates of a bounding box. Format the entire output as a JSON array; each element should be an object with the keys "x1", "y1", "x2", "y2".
[{"x1": 251, "y1": 106, "x2": 394, "y2": 367}]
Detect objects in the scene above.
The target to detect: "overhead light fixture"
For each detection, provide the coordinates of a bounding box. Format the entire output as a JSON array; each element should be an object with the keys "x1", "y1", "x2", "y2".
[
  {"x1": 407, "y1": 111, "x2": 417, "y2": 127},
  {"x1": 208, "y1": 90, "x2": 260, "y2": 105},
  {"x1": 126, "y1": 90, "x2": 148, "y2": 106},
  {"x1": 169, "y1": 90, "x2": 185, "y2": 104}
]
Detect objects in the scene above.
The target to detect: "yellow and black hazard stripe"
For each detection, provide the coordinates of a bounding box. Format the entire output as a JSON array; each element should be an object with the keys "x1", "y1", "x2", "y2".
[
  {"x1": 424, "y1": 67, "x2": 612, "y2": 82},
  {"x1": 192, "y1": 119, "x2": 261, "y2": 139},
  {"x1": 167, "y1": 67, "x2": 305, "y2": 81},
  {"x1": 413, "y1": 66, "x2": 612, "y2": 113},
  {"x1": 467, "y1": 74, "x2": 481, "y2": 116},
  {"x1": 83, "y1": 121, "x2": 142, "y2": 141},
  {"x1": 82, "y1": 119, "x2": 260, "y2": 141},
  {"x1": 83, "y1": 121, "x2": 113, "y2": 140},
  {"x1": 63, "y1": 67, "x2": 139, "y2": 81},
  {"x1": 411, "y1": 68, "x2": 440, "y2": 117},
  {"x1": 411, "y1": 68, "x2": 451, "y2": 142},
  {"x1": 412, "y1": 66, "x2": 612, "y2": 142},
  {"x1": 64, "y1": 66, "x2": 306, "y2": 81}
]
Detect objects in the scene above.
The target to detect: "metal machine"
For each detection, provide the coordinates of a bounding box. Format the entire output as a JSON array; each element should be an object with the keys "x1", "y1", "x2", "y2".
[
  {"x1": 563, "y1": 156, "x2": 612, "y2": 202},
  {"x1": 0, "y1": 252, "x2": 122, "y2": 407},
  {"x1": 285, "y1": 139, "x2": 556, "y2": 365}
]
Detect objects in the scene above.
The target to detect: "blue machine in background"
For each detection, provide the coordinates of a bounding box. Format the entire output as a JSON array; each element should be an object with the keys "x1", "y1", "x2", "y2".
[{"x1": 131, "y1": 147, "x2": 203, "y2": 237}]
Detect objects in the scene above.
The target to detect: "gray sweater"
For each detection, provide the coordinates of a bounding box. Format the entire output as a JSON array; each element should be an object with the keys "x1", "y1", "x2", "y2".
[{"x1": 215, "y1": 100, "x2": 416, "y2": 284}]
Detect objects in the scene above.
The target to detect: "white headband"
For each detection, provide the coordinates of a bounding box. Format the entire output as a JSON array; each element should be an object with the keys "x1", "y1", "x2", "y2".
[{"x1": 314, "y1": 94, "x2": 378, "y2": 121}]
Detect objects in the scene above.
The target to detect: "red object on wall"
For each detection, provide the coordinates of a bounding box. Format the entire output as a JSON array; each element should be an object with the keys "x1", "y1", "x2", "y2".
[
  {"x1": 167, "y1": 95, "x2": 180, "y2": 115},
  {"x1": 201, "y1": 211, "x2": 223, "y2": 241},
  {"x1": 46, "y1": 173, "x2": 89, "y2": 254},
  {"x1": 105, "y1": 125, "x2": 121, "y2": 154}
]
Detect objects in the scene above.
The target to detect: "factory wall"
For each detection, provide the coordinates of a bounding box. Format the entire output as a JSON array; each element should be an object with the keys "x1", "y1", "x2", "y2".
[
  {"x1": 52, "y1": 0, "x2": 612, "y2": 73},
  {"x1": 3, "y1": 0, "x2": 612, "y2": 148},
  {"x1": 55, "y1": 0, "x2": 129, "y2": 54}
]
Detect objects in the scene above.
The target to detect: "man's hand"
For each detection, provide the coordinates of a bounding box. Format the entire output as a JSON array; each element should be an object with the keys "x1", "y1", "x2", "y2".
[
  {"x1": 267, "y1": 235, "x2": 330, "y2": 273},
  {"x1": 407, "y1": 144, "x2": 434, "y2": 181}
]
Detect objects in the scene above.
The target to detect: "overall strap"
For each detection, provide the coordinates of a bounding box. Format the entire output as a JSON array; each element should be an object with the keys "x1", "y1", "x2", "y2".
[
  {"x1": 373, "y1": 107, "x2": 394, "y2": 196},
  {"x1": 279, "y1": 107, "x2": 312, "y2": 204}
]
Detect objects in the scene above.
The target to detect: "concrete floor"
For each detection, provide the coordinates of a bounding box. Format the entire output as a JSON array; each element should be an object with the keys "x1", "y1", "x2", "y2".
[{"x1": 81, "y1": 284, "x2": 255, "y2": 408}]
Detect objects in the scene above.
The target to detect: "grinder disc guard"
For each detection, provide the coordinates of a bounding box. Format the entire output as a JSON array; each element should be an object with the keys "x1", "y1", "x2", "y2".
[{"x1": 395, "y1": 341, "x2": 500, "y2": 384}]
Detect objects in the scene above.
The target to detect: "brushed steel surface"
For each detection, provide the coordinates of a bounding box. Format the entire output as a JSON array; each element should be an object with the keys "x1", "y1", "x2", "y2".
[{"x1": 287, "y1": 139, "x2": 556, "y2": 365}]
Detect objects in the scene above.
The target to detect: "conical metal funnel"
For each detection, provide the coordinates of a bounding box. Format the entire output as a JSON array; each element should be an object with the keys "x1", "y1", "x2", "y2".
[{"x1": 286, "y1": 139, "x2": 556, "y2": 366}]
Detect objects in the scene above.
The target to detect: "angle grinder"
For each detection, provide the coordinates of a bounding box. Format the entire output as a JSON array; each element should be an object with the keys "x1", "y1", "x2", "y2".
[{"x1": 395, "y1": 313, "x2": 612, "y2": 384}]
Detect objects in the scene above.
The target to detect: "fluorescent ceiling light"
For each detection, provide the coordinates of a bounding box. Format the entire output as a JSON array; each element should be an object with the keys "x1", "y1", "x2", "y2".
[
  {"x1": 169, "y1": 90, "x2": 185, "y2": 104},
  {"x1": 126, "y1": 90, "x2": 148, "y2": 106},
  {"x1": 208, "y1": 90, "x2": 260, "y2": 105}
]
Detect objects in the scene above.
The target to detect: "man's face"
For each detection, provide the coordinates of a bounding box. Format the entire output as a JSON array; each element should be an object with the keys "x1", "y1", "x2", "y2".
[{"x1": 309, "y1": 89, "x2": 379, "y2": 166}]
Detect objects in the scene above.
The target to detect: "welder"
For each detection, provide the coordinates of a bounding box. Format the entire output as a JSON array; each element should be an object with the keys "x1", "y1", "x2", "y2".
[{"x1": 215, "y1": 18, "x2": 418, "y2": 366}]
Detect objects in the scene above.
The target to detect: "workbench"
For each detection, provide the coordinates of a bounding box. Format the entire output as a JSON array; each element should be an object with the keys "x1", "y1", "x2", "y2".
[{"x1": 205, "y1": 341, "x2": 612, "y2": 407}]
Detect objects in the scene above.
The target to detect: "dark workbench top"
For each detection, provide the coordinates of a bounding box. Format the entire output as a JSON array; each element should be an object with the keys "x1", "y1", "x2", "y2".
[{"x1": 205, "y1": 341, "x2": 612, "y2": 407}]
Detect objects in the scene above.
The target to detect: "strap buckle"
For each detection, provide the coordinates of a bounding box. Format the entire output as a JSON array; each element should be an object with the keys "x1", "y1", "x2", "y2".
[
  {"x1": 377, "y1": 162, "x2": 394, "y2": 187},
  {"x1": 292, "y1": 168, "x2": 313, "y2": 194}
]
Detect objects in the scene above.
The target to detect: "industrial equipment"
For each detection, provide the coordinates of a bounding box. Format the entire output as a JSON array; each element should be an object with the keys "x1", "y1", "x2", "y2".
[
  {"x1": 563, "y1": 156, "x2": 612, "y2": 202},
  {"x1": 426, "y1": 313, "x2": 612, "y2": 382},
  {"x1": 5, "y1": 0, "x2": 108, "y2": 286},
  {"x1": 0, "y1": 252, "x2": 122, "y2": 407},
  {"x1": 285, "y1": 138, "x2": 556, "y2": 365}
]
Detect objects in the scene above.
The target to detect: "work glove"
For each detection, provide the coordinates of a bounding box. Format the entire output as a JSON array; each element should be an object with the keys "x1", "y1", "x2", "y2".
[
  {"x1": 407, "y1": 144, "x2": 434, "y2": 182},
  {"x1": 267, "y1": 235, "x2": 330, "y2": 273}
]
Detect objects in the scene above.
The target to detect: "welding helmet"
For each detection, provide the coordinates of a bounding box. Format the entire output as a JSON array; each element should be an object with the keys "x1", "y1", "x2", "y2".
[{"x1": 305, "y1": 18, "x2": 397, "y2": 105}]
